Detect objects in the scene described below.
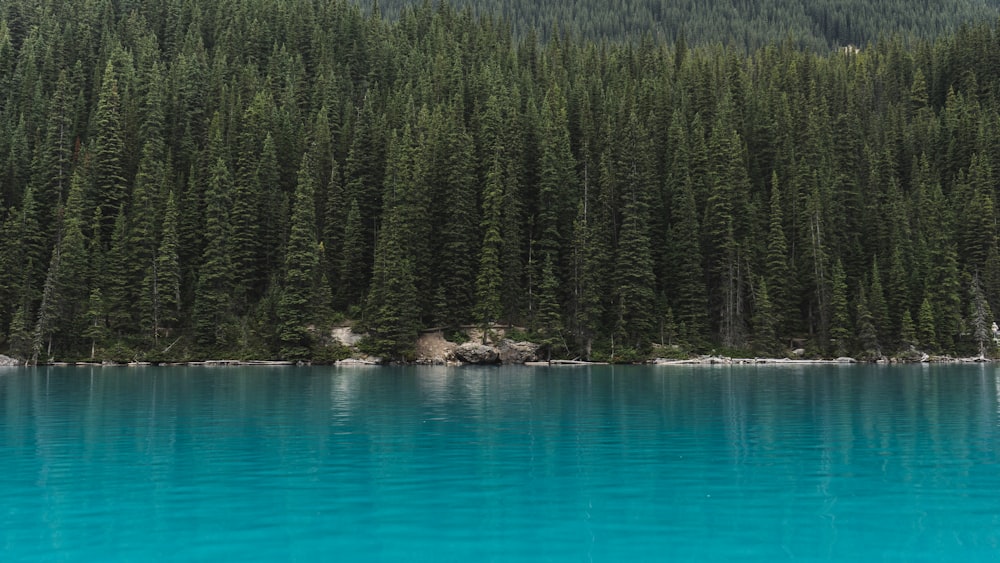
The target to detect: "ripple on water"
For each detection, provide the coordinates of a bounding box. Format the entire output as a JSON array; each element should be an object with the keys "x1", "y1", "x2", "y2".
[{"x1": 2, "y1": 364, "x2": 1000, "y2": 560}]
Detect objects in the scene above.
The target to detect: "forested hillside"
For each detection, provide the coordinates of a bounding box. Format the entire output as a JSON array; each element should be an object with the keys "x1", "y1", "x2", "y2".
[
  {"x1": 367, "y1": 0, "x2": 1000, "y2": 50},
  {"x1": 2, "y1": 0, "x2": 1000, "y2": 362}
]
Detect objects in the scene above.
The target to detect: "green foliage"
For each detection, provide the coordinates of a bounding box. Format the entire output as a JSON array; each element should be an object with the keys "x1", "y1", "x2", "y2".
[
  {"x1": 899, "y1": 309, "x2": 917, "y2": 351},
  {"x1": 4, "y1": 0, "x2": 1000, "y2": 362},
  {"x1": 610, "y1": 111, "x2": 656, "y2": 350},
  {"x1": 446, "y1": 330, "x2": 471, "y2": 345},
  {"x1": 474, "y1": 154, "x2": 505, "y2": 331},
  {"x1": 277, "y1": 154, "x2": 320, "y2": 360},
  {"x1": 338, "y1": 198, "x2": 367, "y2": 309},
  {"x1": 917, "y1": 297, "x2": 938, "y2": 351},
  {"x1": 152, "y1": 191, "x2": 182, "y2": 338},
  {"x1": 536, "y1": 253, "x2": 565, "y2": 358},
  {"x1": 829, "y1": 260, "x2": 851, "y2": 356},
  {"x1": 92, "y1": 61, "x2": 128, "y2": 245},
  {"x1": 369, "y1": 0, "x2": 1000, "y2": 51},
  {"x1": 752, "y1": 279, "x2": 780, "y2": 355},
  {"x1": 363, "y1": 208, "x2": 421, "y2": 361},
  {"x1": 193, "y1": 157, "x2": 235, "y2": 349},
  {"x1": 602, "y1": 346, "x2": 648, "y2": 365},
  {"x1": 311, "y1": 341, "x2": 354, "y2": 364},
  {"x1": 855, "y1": 286, "x2": 880, "y2": 359},
  {"x1": 968, "y1": 273, "x2": 994, "y2": 356},
  {"x1": 650, "y1": 344, "x2": 692, "y2": 361}
]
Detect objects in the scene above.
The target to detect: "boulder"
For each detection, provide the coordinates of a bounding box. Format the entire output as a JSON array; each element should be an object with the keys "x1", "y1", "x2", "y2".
[
  {"x1": 496, "y1": 339, "x2": 539, "y2": 364},
  {"x1": 453, "y1": 342, "x2": 500, "y2": 364},
  {"x1": 336, "y1": 358, "x2": 379, "y2": 366},
  {"x1": 0, "y1": 354, "x2": 19, "y2": 367}
]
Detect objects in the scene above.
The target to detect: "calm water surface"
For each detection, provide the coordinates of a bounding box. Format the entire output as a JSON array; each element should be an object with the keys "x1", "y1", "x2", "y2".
[{"x1": 2, "y1": 364, "x2": 999, "y2": 561}]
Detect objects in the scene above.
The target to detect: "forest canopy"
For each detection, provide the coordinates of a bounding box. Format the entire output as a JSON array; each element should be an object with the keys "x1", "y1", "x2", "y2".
[
  {"x1": 2, "y1": 0, "x2": 1000, "y2": 362},
  {"x1": 365, "y1": 0, "x2": 1000, "y2": 51}
]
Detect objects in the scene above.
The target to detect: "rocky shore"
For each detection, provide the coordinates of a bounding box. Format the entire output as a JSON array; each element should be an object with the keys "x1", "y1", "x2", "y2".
[
  {"x1": 651, "y1": 354, "x2": 993, "y2": 365},
  {"x1": 2, "y1": 325, "x2": 994, "y2": 367}
]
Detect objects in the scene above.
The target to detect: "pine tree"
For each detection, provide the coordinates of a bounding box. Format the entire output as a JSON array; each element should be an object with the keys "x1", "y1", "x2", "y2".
[
  {"x1": 885, "y1": 247, "x2": 910, "y2": 347},
  {"x1": 802, "y1": 179, "x2": 831, "y2": 342},
  {"x1": 704, "y1": 107, "x2": 750, "y2": 347},
  {"x1": 385, "y1": 122, "x2": 433, "y2": 316},
  {"x1": 474, "y1": 154, "x2": 504, "y2": 340},
  {"x1": 342, "y1": 100, "x2": 386, "y2": 292},
  {"x1": 753, "y1": 278, "x2": 780, "y2": 355},
  {"x1": 9, "y1": 188, "x2": 48, "y2": 320},
  {"x1": 615, "y1": 113, "x2": 656, "y2": 350},
  {"x1": 339, "y1": 198, "x2": 367, "y2": 310},
  {"x1": 614, "y1": 163, "x2": 656, "y2": 349},
  {"x1": 104, "y1": 206, "x2": 133, "y2": 336},
  {"x1": 257, "y1": 133, "x2": 286, "y2": 282},
  {"x1": 0, "y1": 209, "x2": 23, "y2": 338},
  {"x1": 829, "y1": 259, "x2": 851, "y2": 356},
  {"x1": 930, "y1": 244, "x2": 962, "y2": 352},
  {"x1": 984, "y1": 244, "x2": 1000, "y2": 316},
  {"x1": 855, "y1": 286, "x2": 880, "y2": 358},
  {"x1": 956, "y1": 154, "x2": 996, "y2": 274},
  {"x1": 480, "y1": 87, "x2": 528, "y2": 328},
  {"x1": 968, "y1": 273, "x2": 994, "y2": 357},
  {"x1": 82, "y1": 287, "x2": 109, "y2": 360},
  {"x1": 230, "y1": 132, "x2": 265, "y2": 312},
  {"x1": 534, "y1": 85, "x2": 577, "y2": 281},
  {"x1": 33, "y1": 168, "x2": 93, "y2": 356},
  {"x1": 8, "y1": 302, "x2": 32, "y2": 361},
  {"x1": 764, "y1": 171, "x2": 793, "y2": 330},
  {"x1": 130, "y1": 138, "x2": 169, "y2": 337},
  {"x1": 149, "y1": 191, "x2": 181, "y2": 344},
  {"x1": 193, "y1": 157, "x2": 234, "y2": 349},
  {"x1": 868, "y1": 259, "x2": 889, "y2": 346},
  {"x1": 900, "y1": 309, "x2": 917, "y2": 350},
  {"x1": 364, "y1": 211, "x2": 420, "y2": 361},
  {"x1": 670, "y1": 175, "x2": 709, "y2": 345},
  {"x1": 572, "y1": 196, "x2": 610, "y2": 359},
  {"x1": 92, "y1": 60, "x2": 129, "y2": 244},
  {"x1": 30, "y1": 69, "x2": 76, "y2": 232},
  {"x1": 33, "y1": 246, "x2": 62, "y2": 364},
  {"x1": 431, "y1": 103, "x2": 479, "y2": 326},
  {"x1": 536, "y1": 253, "x2": 564, "y2": 360},
  {"x1": 917, "y1": 296, "x2": 938, "y2": 351},
  {"x1": 278, "y1": 154, "x2": 320, "y2": 361},
  {"x1": 322, "y1": 159, "x2": 345, "y2": 293}
]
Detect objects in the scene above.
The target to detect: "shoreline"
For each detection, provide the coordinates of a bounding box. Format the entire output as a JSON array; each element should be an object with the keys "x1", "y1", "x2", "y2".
[
  {"x1": 3, "y1": 354, "x2": 994, "y2": 368},
  {"x1": 650, "y1": 355, "x2": 994, "y2": 366}
]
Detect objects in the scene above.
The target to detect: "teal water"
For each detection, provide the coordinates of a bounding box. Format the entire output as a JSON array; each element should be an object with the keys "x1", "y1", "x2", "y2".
[{"x1": 2, "y1": 364, "x2": 999, "y2": 561}]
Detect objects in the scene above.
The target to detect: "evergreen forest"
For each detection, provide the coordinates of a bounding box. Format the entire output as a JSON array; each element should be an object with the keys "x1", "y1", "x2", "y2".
[
  {"x1": 369, "y1": 0, "x2": 1000, "y2": 51},
  {"x1": 3, "y1": 0, "x2": 1000, "y2": 362}
]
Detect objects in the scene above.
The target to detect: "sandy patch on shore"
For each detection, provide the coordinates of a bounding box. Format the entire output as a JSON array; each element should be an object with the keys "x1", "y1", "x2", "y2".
[{"x1": 414, "y1": 331, "x2": 457, "y2": 362}]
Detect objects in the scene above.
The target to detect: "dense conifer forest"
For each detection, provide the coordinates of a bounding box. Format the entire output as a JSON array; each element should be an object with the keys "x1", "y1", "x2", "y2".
[
  {"x1": 3, "y1": 0, "x2": 1000, "y2": 362},
  {"x1": 370, "y1": 0, "x2": 1000, "y2": 51}
]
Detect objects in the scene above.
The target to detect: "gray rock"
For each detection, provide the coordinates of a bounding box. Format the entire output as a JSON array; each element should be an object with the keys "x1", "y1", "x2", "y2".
[
  {"x1": 791, "y1": 348, "x2": 806, "y2": 357},
  {"x1": 335, "y1": 358, "x2": 379, "y2": 366},
  {"x1": 0, "y1": 354, "x2": 20, "y2": 367},
  {"x1": 496, "y1": 339, "x2": 539, "y2": 364},
  {"x1": 453, "y1": 342, "x2": 500, "y2": 364}
]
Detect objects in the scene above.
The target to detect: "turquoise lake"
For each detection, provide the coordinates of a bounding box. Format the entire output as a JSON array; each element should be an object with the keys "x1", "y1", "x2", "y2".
[{"x1": 2, "y1": 364, "x2": 999, "y2": 561}]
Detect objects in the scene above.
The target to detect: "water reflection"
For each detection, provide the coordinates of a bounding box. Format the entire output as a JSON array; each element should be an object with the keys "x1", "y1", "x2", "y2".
[
  {"x1": 996, "y1": 368, "x2": 1000, "y2": 422},
  {"x1": 2, "y1": 365, "x2": 999, "y2": 560}
]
